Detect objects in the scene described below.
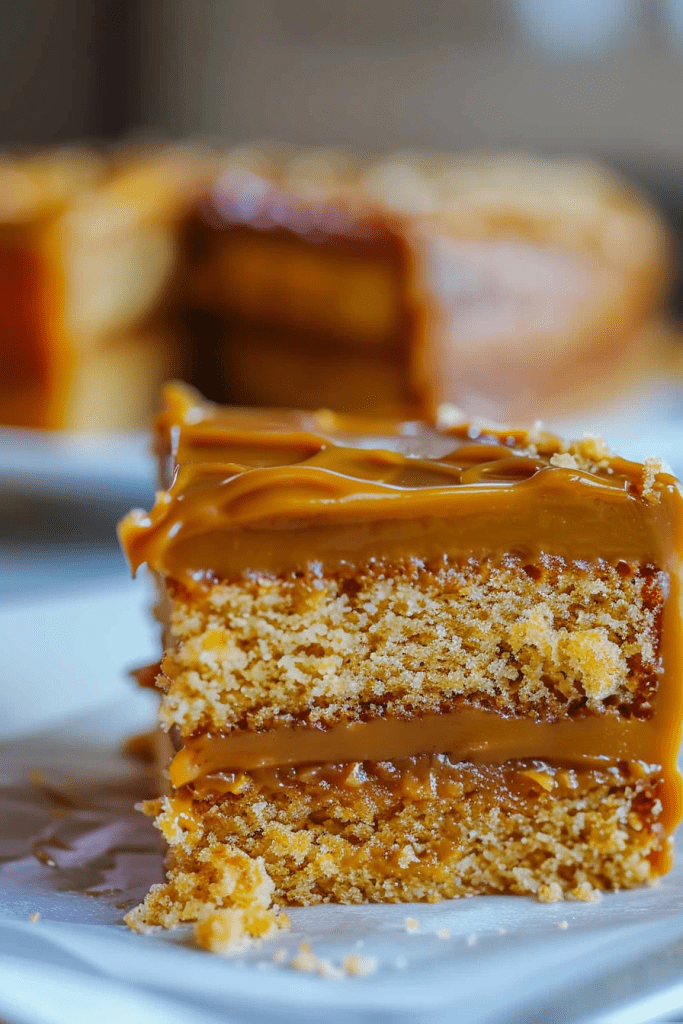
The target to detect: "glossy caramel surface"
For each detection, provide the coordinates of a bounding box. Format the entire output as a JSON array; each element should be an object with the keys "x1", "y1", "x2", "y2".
[{"x1": 120, "y1": 382, "x2": 683, "y2": 581}]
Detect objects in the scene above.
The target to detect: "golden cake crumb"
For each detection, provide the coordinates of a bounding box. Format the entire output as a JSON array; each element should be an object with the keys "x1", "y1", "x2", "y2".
[
  {"x1": 538, "y1": 882, "x2": 563, "y2": 903},
  {"x1": 29, "y1": 912, "x2": 40, "y2": 923},
  {"x1": 404, "y1": 917, "x2": 420, "y2": 933},
  {"x1": 194, "y1": 905, "x2": 289, "y2": 955},
  {"x1": 124, "y1": 810, "x2": 277, "y2": 932},
  {"x1": 569, "y1": 883, "x2": 602, "y2": 903},
  {"x1": 558, "y1": 920, "x2": 569, "y2": 930},
  {"x1": 549, "y1": 452, "x2": 580, "y2": 471},
  {"x1": 135, "y1": 761, "x2": 665, "y2": 913},
  {"x1": 342, "y1": 954, "x2": 378, "y2": 977},
  {"x1": 159, "y1": 557, "x2": 662, "y2": 736},
  {"x1": 290, "y1": 942, "x2": 343, "y2": 979},
  {"x1": 436, "y1": 928, "x2": 451, "y2": 939}
]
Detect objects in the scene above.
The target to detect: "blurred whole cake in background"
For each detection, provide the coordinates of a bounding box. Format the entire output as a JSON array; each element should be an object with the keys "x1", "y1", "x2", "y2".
[{"x1": 0, "y1": 142, "x2": 672, "y2": 431}]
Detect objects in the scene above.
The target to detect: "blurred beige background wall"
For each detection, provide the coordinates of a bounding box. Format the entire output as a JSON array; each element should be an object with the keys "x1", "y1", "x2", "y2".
[
  {"x1": 3, "y1": 0, "x2": 683, "y2": 180},
  {"x1": 1, "y1": 0, "x2": 138, "y2": 144},
  {"x1": 135, "y1": 0, "x2": 683, "y2": 181}
]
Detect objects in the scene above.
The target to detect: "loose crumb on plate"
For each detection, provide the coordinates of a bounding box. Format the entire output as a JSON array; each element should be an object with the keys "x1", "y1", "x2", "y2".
[
  {"x1": 342, "y1": 954, "x2": 378, "y2": 977},
  {"x1": 437, "y1": 928, "x2": 451, "y2": 939},
  {"x1": 404, "y1": 917, "x2": 420, "y2": 933},
  {"x1": 290, "y1": 942, "x2": 344, "y2": 980},
  {"x1": 558, "y1": 920, "x2": 569, "y2": 930},
  {"x1": 29, "y1": 912, "x2": 40, "y2": 923},
  {"x1": 466, "y1": 934, "x2": 478, "y2": 946},
  {"x1": 194, "y1": 906, "x2": 289, "y2": 955},
  {"x1": 285, "y1": 943, "x2": 378, "y2": 979}
]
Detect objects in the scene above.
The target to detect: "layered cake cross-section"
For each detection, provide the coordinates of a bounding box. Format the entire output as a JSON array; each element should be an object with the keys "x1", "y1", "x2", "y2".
[{"x1": 118, "y1": 384, "x2": 683, "y2": 926}]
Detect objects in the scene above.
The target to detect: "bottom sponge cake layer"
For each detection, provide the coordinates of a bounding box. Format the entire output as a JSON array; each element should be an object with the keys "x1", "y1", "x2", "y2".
[{"x1": 127, "y1": 758, "x2": 667, "y2": 927}]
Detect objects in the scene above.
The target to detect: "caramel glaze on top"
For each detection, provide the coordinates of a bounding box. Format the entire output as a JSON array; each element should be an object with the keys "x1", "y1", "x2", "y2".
[
  {"x1": 121, "y1": 381, "x2": 683, "y2": 582},
  {"x1": 118, "y1": 382, "x2": 683, "y2": 842}
]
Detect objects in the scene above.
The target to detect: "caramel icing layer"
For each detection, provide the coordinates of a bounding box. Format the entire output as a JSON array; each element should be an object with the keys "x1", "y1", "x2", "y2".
[{"x1": 120, "y1": 384, "x2": 682, "y2": 579}]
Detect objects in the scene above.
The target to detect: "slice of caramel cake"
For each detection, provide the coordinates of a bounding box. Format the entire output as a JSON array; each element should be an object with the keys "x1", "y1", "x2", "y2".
[{"x1": 118, "y1": 383, "x2": 683, "y2": 925}]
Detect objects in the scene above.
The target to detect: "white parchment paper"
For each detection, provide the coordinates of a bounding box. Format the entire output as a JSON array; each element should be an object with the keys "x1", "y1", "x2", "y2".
[{"x1": 3, "y1": 582, "x2": 683, "y2": 1024}]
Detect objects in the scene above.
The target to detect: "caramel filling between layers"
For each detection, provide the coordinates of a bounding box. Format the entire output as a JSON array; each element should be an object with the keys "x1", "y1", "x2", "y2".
[{"x1": 169, "y1": 706, "x2": 682, "y2": 833}]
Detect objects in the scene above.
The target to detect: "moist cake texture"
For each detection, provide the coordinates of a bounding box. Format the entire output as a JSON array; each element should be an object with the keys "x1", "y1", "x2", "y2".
[{"x1": 119, "y1": 384, "x2": 683, "y2": 927}]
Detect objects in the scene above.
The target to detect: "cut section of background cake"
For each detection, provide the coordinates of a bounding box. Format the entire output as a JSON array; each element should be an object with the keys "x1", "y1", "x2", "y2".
[
  {"x1": 0, "y1": 143, "x2": 673, "y2": 430},
  {"x1": 189, "y1": 148, "x2": 673, "y2": 421},
  {"x1": 117, "y1": 383, "x2": 683, "y2": 931}
]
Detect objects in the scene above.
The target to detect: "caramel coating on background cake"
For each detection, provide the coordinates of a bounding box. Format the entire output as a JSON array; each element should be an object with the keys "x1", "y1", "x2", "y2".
[{"x1": 191, "y1": 148, "x2": 671, "y2": 418}]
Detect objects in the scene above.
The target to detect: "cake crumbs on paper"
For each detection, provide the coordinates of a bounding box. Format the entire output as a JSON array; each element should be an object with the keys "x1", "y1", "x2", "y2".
[
  {"x1": 436, "y1": 928, "x2": 451, "y2": 940},
  {"x1": 342, "y1": 954, "x2": 378, "y2": 977},
  {"x1": 558, "y1": 920, "x2": 569, "y2": 930},
  {"x1": 466, "y1": 934, "x2": 478, "y2": 946},
  {"x1": 284, "y1": 942, "x2": 378, "y2": 979},
  {"x1": 498, "y1": 928, "x2": 508, "y2": 936},
  {"x1": 28, "y1": 912, "x2": 41, "y2": 923},
  {"x1": 404, "y1": 917, "x2": 420, "y2": 933},
  {"x1": 194, "y1": 906, "x2": 290, "y2": 956},
  {"x1": 290, "y1": 942, "x2": 344, "y2": 980}
]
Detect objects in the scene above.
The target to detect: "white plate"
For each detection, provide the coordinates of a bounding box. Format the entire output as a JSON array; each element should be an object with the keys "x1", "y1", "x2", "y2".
[
  {"x1": 3, "y1": 582, "x2": 683, "y2": 1024},
  {"x1": 0, "y1": 427, "x2": 154, "y2": 503}
]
